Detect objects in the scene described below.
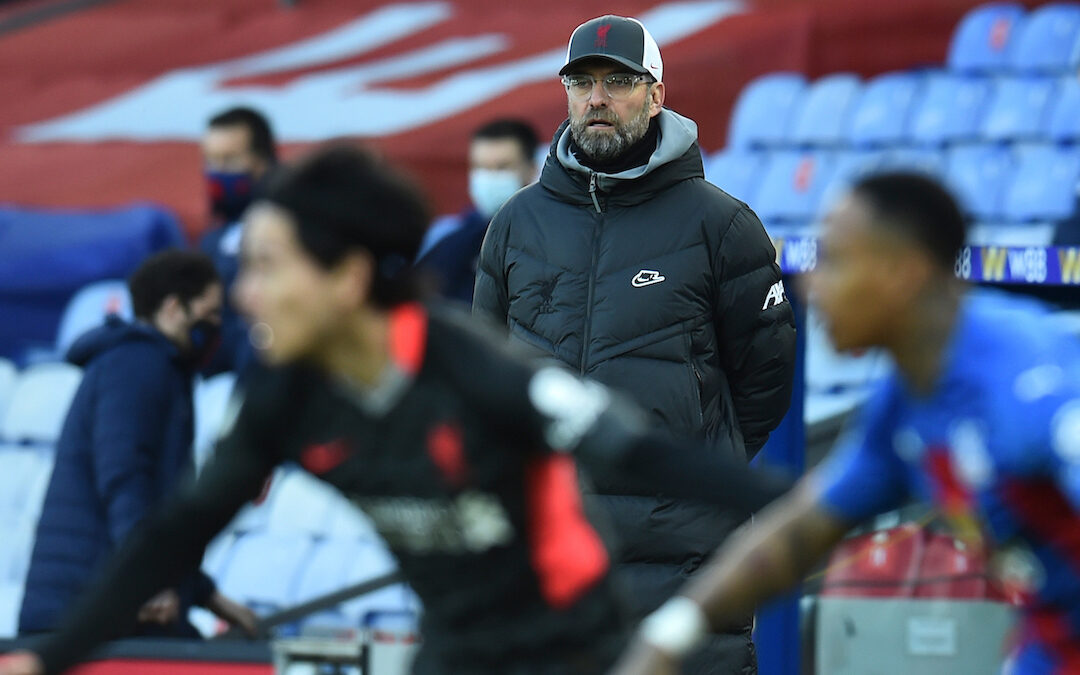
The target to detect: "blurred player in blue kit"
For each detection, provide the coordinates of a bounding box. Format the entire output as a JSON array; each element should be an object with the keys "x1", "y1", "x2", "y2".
[{"x1": 614, "y1": 172, "x2": 1080, "y2": 675}]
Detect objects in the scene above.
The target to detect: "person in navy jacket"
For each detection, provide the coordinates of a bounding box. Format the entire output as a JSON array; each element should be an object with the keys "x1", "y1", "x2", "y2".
[{"x1": 18, "y1": 250, "x2": 254, "y2": 639}]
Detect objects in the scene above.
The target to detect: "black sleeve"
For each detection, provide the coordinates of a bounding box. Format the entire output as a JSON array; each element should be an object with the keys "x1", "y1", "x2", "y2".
[
  {"x1": 712, "y1": 206, "x2": 797, "y2": 457},
  {"x1": 33, "y1": 382, "x2": 280, "y2": 675},
  {"x1": 472, "y1": 208, "x2": 511, "y2": 327}
]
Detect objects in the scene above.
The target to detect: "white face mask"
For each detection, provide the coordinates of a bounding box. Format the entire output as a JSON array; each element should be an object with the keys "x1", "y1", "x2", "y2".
[{"x1": 469, "y1": 169, "x2": 525, "y2": 220}]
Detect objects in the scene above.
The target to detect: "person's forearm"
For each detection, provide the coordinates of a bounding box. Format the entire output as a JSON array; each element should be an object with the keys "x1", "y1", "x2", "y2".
[{"x1": 682, "y1": 484, "x2": 847, "y2": 629}]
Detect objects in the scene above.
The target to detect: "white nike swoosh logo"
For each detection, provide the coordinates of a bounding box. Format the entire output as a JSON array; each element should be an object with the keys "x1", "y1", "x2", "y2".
[{"x1": 631, "y1": 270, "x2": 666, "y2": 288}]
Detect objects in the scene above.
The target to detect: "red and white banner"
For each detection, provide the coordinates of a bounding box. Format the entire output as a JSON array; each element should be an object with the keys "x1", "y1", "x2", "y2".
[{"x1": 0, "y1": 0, "x2": 987, "y2": 239}]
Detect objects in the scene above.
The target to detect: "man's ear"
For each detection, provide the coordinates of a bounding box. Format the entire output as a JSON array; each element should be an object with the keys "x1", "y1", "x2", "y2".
[{"x1": 648, "y1": 81, "x2": 665, "y2": 117}]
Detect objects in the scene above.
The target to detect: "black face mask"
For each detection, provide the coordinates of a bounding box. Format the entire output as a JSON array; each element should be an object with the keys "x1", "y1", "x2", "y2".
[{"x1": 184, "y1": 318, "x2": 222, "y2": 370}]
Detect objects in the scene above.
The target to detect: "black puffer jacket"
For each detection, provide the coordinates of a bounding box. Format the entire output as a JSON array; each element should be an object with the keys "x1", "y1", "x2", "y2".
[{"x1": 474, "y1": 109, "x2": 795, "y2": 672}]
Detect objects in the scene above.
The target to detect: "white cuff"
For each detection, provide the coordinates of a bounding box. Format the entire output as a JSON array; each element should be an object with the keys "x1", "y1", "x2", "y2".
[{"x1": 639, "y1": 596, "x2": 710, "y2": 658}]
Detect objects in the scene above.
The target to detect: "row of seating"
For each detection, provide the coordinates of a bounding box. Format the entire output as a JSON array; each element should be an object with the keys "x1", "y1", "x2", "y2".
[
  {"x1": 706, "y1": 143, "x2": 1080, "y2": 243},
  {"x1": 730, "y1": 70, "x2": 1080, "y2": 151}
]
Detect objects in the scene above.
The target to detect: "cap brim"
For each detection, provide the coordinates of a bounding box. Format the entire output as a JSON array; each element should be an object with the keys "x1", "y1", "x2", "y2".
[{"x1": 559, "y1": 54, "x2": 649, "y2": 76}]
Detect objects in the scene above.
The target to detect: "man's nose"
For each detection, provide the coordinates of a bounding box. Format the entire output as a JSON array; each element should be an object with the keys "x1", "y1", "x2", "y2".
[{"x1": 587, "y1": 80, "x2": 609, "y2": 107}]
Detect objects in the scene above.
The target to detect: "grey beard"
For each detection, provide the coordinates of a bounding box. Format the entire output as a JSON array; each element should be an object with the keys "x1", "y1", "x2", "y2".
[{"x1": 570, "y1": 99, "x2": 652, "y2": 163}]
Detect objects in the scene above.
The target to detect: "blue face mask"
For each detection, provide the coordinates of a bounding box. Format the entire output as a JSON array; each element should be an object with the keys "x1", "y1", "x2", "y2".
[
  {"x1": 469, "y1": 169, "x2": 525, "y2": 220},
  {"x1": 206, "y1": 170, "x2": 255, "y2": 223}
]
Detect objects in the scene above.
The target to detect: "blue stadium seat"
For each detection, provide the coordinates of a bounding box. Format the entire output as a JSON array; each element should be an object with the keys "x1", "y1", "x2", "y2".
[
  {"x1": 726, "y1": 73, "x2": 807, "y2": 148},
  {"x1": 1008, "y1": 3, "x2": 1080, "y2": 74},
  {"x1": 1046, "y1": 75, "x2": 1080, "y2": 142},
  {"x1": 703, "y1": 149, "x2": 766, "y2": 203},
  {"x1": 0, "y1": 582, "x2": 22, "y2": 638},
  {"x1": 0, "y1": 519, "x2": 36, "y2": 585},
  {"x1": 846, "y1": 72, "x2": 924, "y2": 147},
  {"x1": 881, "y1": 148, "x2": 947, "y2": 176},
  {"x1": 217, "y1": 532, "x2": 315, "y2": 610},
  {"x1": 54, "y1": 280, "x2": 132, "y2": 360},
  {"x1": 980, "y1": 77, "x2": 1057, "y2": 141},
  {"x1": 1004, "y1": 144, "x2": 1080, "y2": 221},
  {"x1": 817, "y1": 151, "x2": 886, "y2": 218},
  {"x1": 947, "y1": 3, "x2": 1026, "y2": 74},
  {"x1": 753, "y1": 151, "x2": 836, "y2": 225},
  {"x1": 789, "y1": 74, "x2": 862, "y2": 147},
  {"x1": 266, "y1": 470, "x2": 338, "y2": 536},
  {"x1": 906, "y1": 74, "x2": 992, "y2": 146},
  {"x1": 945, "y1": 144, "x2": 1014, "y2": 220}
]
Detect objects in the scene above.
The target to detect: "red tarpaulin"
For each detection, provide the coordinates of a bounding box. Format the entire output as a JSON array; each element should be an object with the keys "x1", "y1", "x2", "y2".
[{"x1": 0, "y1": 0, "x2": 1031, "y2": 240}]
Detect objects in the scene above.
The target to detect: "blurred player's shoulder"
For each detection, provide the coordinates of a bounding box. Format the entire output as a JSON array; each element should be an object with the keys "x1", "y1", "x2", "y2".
[{"x1": 231, "y1": 362, "x2": 321, "y2": 417}]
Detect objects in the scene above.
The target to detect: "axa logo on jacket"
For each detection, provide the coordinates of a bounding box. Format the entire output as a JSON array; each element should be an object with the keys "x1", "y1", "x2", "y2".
[
  {"x1": 631, "y1": 269, "x2": 666, "y2": 287},
  {"x1": 762, "y1": 280, "x2": 786, "y2": 310}
]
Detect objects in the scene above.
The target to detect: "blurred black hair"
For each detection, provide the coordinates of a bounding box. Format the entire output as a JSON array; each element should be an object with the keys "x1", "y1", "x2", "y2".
[
  {"x1": 129, "y1": 249, "x2": 220, "y2": 320},
  {"x1": 851, "y1": 171, "x2": 967, "y2": 270},
  {"x1": 262, "y1": 143, "x2": 433, "y2": 308},
  {"x1": 472, "y1": 118, "x2": 539, "y2": 164},
  {"x1": 208, "y1": 106, "x2": 278, "y2": 165}
]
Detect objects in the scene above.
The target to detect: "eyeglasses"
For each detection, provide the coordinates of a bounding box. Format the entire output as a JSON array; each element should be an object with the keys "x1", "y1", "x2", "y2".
[{"x1": 561, "y1": 73, "x2": 651, "y2": 100}]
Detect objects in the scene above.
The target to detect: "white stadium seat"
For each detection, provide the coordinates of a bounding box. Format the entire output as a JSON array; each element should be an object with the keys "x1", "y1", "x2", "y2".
[
  {"x1": 0, "y1": 359, "x2": 17, "y2": 425},
  {"x1": 216, "y1": 532, "x2": 315, "y2": 610},
  {"x1": 193, "y1": 372, "x2": 237, "y2": 471},
  {"x1": 0, "y1": 582, "x2": 24, "y2": 638},
  {"x1": 54, "y1": 280, "x2": 132, "y2": 358},
  {"x1": 0, "y1": 363, "x2": 81, "y2": 444}
]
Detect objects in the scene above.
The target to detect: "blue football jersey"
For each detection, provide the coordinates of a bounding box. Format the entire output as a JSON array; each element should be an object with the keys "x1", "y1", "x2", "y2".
[{"x1": 815, "y1": 291, "x2": 1080, "y2": 674}]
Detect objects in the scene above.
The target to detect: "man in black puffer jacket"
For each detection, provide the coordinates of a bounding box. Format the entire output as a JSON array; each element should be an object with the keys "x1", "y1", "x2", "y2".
[{"x1": 473, "y1": 14, "x2": 796, "y2": 674}]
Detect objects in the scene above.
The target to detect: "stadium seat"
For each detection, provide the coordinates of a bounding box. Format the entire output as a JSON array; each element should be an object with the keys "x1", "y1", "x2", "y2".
[
  {"x1": 217, "y1": 532, "x2": 316, "y2": 610},
  {"x1": 0, "y1": 582, "x2": 23, "y2": 638},
  {"x1": 726, "y1": 73, "x2": 807, "y2": 148},
  {"x1": 906, "y1": 74, "x2": 992, "y2": 146},
  {"x1": 0, "y1": 445, "x2": 54, "y2": 522},
  {"x1": 0, "y1": 359, "x2": 16, "y2": 425},
  {"x1": 0, "y1": 518, "x2": 37, "y2": 585},
  {"x1": 1046, "y1": 75, "x2": 1080, "y2": 143},
  {"x1": 789, "y1": 74, "x2": 862, "y2": 147},
  {"x1": 266, "y1": 470, "x2": 338, "y2": 535},
  {"x1": 753, "y1": 151, "x2": 836, "y2": 225},
  {"x1": 703, "y1": 149, "x2": 766, "y2": 203},
  {"x1": 1008, "y1": 3, "x2": 1080, "y2": 74},
  {"x1": 816, "y1": 151, "x2": 886, "y2": 218},
  {"x1": 202, "y1": 531, "x2": 239, "y2": 580},
  {"x1": 945, "y1": 144, "x2": 1014, "y2": 220},
  {"x1": 980, "y1": 76, "x2": 1057, "y2": 141},
  {"x1": 881, "y1": 147, "x2": 946, "y2": 176},
  {"x1": 947, "y1": 3, "x2": 1026, "y2": 74},
  {"x1": 54, "y1": 280, "x2": 132, "y2": 359},
  {"x1": 222, "y1": 465, "x2": 288, "y2": 534},
  {"x1": 846, "y1": 72, "x2": 924, "y2": 148},
  {"x1": 0, "y1": 363, "x2": 81, "y2": 444},
  {"x1": 1003, "y1": 144, "x2": 1080, "y2": 221},
  {"x1": 193, "y1": 372, "x2": 237, "y2": 471},
  {"x1": 323, "y1": 501, "x2": 378, "y2": 540}
]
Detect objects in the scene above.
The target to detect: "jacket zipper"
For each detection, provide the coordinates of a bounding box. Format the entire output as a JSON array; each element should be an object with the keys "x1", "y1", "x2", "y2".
[
  {"x1": 581, "y1": 172, "x2": 602, "y2": 374},
  {"x1": 588, "y1": 172, "x2": 602, "y2": 213}
]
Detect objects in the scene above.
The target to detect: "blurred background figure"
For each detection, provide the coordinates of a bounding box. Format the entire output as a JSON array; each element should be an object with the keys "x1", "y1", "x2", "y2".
[
  {"x1": 199, "y1": 107, "x2": 278, "y2": 375},
  {"x1": 415, "y1": 118, "x2": 539, "y2": 306},
  {"x1": 17, "y1": 250, "x2": 254, "y2": 640}
]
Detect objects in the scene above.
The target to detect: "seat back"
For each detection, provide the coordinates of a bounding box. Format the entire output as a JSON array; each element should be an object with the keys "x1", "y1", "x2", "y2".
[
  {"x1": 906, "y1": 74, "x2": 992, "y2": 146},
  {"x1": 790, "y1": 74, "x2": 862, "y2": 147},
  {"x1": 1008, "y1": 3, "x2": 1080, "y2": 74},
  {"x1": 945, "y1": 144, "x2": 1014, "y2": 220},
  {"x1": 704, "y1": 149, "x2": 767, "y2": 203},
  {"x1": 727, "y1": 73, "x2": 807, "y2": 148},
  {"x1": 1046, "y1": 75, "x2": 1080, "y2": 143},
  {"x1": 54, "y1": 280, "x2": 132, "y2": 359},
  {"x1": 980, "y1": 76, "x2": 1057, "y2": 141},
  {"x1": 0, "y1": 363, "x2": 81, "y2": 444},
  {"x1": 1003, "y1": 143, "x2": 1080, "y2": 221},
  {"x1": 947, "y1": 3, "x2": 1027, "y2": 74},
  {"x1": 847, "y1": 72, "x2": 924, "y2": 147}
]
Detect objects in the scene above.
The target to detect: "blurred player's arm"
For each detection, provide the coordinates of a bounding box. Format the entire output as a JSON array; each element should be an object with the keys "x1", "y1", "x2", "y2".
[
  {"x1": 611, "y1": 481, "x2": 849, "y2": 675},
  {"x1": 609, "y1": 386, "x2": 911, "y2": 674},
  {"x1": 8, "y1": 387, "x2": 278, "y2": 675},
  {"x1": 525, "y1": 367, "x2": 794, "y2": 512}
]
